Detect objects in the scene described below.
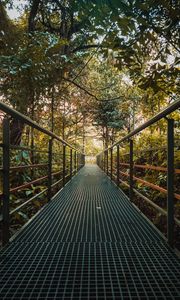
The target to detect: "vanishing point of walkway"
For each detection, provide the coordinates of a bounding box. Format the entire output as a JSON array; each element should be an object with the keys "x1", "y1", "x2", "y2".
[{"x1": 0, "y1": 165, "x2": 180, "y2": 299}]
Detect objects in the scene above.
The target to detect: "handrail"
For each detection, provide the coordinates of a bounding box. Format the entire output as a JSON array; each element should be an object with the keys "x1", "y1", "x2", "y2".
[
  {"x1": 96, "y1": 100, "x2": 180, "y2": 248},
  {"x1": 0, "y1": 101, "x2": 79, "y2": 152},
  {"x1": 118, "y1": 163, "x2": 180, "y2": 174},
  {"x1": 0, "y1": 101, "x2": 85, "y2": 246},
  {"x1": 113, "y1": 175, "x2": 180, "y2": 227},
  {"x1": 119, "y1": 170, "x2": 180, "y2": 200},
  {"x1": 102, "y1": 99, "x2": 180, "y2": 152}
]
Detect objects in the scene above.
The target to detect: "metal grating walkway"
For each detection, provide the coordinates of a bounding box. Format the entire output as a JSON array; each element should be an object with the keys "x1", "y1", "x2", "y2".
[{"x1": 0, "y1": 165, "x2": 180, "y2": 299}]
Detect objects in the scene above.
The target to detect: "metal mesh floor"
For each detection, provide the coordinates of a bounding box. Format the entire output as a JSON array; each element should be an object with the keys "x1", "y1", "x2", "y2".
[{"x1": 0, "y1": 165, "x2": 180, "y2": 299}]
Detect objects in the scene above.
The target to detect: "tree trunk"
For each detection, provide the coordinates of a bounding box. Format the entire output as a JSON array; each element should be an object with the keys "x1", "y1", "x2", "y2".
[
  {"x1": 10, "y1": 119, "x2": 24, "y2": 145},
  {"x1": 28, "y1": 0, "x2": 41, "y2": 32}
]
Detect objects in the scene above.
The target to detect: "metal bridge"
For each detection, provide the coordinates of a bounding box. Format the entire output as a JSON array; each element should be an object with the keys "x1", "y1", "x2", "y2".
[{"x1": 0, "y1": 100, "x2": 180, "y2": 299}]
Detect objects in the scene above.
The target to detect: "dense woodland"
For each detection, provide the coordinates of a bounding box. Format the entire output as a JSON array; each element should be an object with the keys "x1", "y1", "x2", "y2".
[{"x1": 0, "y1": 1, "x2": 179, "y2": 246}]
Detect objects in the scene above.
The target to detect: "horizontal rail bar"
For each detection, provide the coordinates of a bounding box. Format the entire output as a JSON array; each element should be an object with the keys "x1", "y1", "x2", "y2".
[
  {"x1": 51, "y1": 173, "x2": 72, "y2": 188},
  {"x1": 0, "y1": 170, "x2": 64, "y2": 197},
  {"x1": 10, "y1": 188, "x2": 48, "y2": 215},
  {"x1": 51, "y1": 171, "x2": 63, "y2": 177},
  {"x1": 9, "y1": 145, "x2": 48, "y2": 153},
  {"x1": 8, "y1": 171, "x2": 76, "y2": 216},
  {"x1": 52, "y1": 153, "x2": 71, "y2": 157},
  {"x1": 0, "y1": 163, "x2": 49, "y2": 172},
  {"x1": 119, "y1": 163, "x2": 180, "y2": 174},
  {"x1": 2, "y1": 170, "x2": 77, "y2": 218},
  {"x1": 110, "y1": 145, "x2": 180, "y2": 157},
  {"x1": 101, "y1": 99, "x2": 180, "y2": 153},
  {"x1": 2, "y1": 176, "x2": 49, "y2": 195},
  {"x1": 112, "y1": 174, "x2": 168, "y2": 216},
  {"x1": 113, "y1": 175, "x2": 180, "y2": 227},
  {"x1": 51, "y1": 178, "x2": 63, "y2": 188},
  {"x1": 119, "y1": 171, "x2": 180, "y2": 200},
  {"x1": 0, "y1": 101, "x2": 81, "y2": 152}
]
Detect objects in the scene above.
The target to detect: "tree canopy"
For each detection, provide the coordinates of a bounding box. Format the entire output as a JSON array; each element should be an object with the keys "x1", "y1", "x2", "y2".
[{"x1": 0, "y1": 0, "x2": 179, "y2": 150}]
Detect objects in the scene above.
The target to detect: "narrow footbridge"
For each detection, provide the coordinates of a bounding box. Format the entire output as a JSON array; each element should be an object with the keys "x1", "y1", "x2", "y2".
[
  {"x1": 0, "y1": 100, "x2": 180, "y2": 299},
  {"x1": 0, "y1": 165, "x2": 180, "y2": 299}
]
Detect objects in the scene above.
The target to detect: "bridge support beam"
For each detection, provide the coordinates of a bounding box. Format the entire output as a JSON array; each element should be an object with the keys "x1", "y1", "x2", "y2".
[
  {"x1": 48, "y1": 138, "x2": 53, "y2": 202},
  {"x1": 2, "y1": 117, "x2": 10, "y2": 245},
  {"x1": 129, "y1": 139, "x2": 134, "y2": 202},
  {"x1": 63, "y1": 145, "x2": 66, "y2": 186},
  {"x1": 70, "y1": 149, "x2": 73, "y2": 179},
  {"x1": 167, "y1": 118, "x2": 174, "y2": 247},
  {"x1": 117, "y1": 145, "x2": 120, "y2": 186},
  {"x1": 110, "y1": 148, "x2": 113, "y2": 180},
  {"x1": 74, "y1": 151, "x2": 77, "y2": 174},
  {"x1": 103, "y1": 152, "x2": 105, "y2": 171},
  {"x1": 106, "y1": 150, "x2": 108, "y2": 176}
]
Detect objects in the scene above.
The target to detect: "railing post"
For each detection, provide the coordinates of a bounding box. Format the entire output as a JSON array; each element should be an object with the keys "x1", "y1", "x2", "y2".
[
  {"x1": 81, "y1": 154, "x2": 83, "y2": 168},
  {"x1": 98, "y1": 154, "x2": 101, "y2": 168},
  {"x1": 63, "y1": 144, "x2": 66, "y2": 186},
  {"x1": 117, "y1": 145, "x2": 120, "y2": 186},
  {"x1": 83, "y1": 154, "x2": 85, "y2": 167},
  {"x1": 74, "y1": 151, "x2": 77, "y2": 174},
  {"x1": 103, "y1": 152, "x2": 105, "y2": 171},
  {"x1": 79, "y1": 153, "x2": 81, "y2": 169},
  {"x1": 77, "y1": 153, "x2": 79, "y2": 170},
  {"x1": 167, "y1": 118, "x2": 174, "y2": 247},
  {"x1": 106, "y1": 150, "x2": 109, "y2": 176},
  {"x1": 2, "y1": 117, "x2": 10, "y2": 245},
  {"x1": 110, "y1": 148, "x2": 113, "y2": 180},
  {"x1": 129, "y1": 139, "x2": 133, "y2": 201},
  {"x1": 70, "y1": 148, "x2": 73, "y2": 179},
  {"x1": 30, "y1": 127, "x2": 34, "y2": 179},
  {"x1": 47, "y1": 138, "x2": 53, "y2": 202}
]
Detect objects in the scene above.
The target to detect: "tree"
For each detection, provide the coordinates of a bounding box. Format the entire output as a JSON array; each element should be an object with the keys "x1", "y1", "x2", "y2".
[{"x1": 0, "y1": 0, "x2": 179, "y2": 147}]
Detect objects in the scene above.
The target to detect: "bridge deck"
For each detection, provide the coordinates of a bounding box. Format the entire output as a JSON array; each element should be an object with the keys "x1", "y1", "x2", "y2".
[{"x1": 0, "y1": 165, "x2": 180, "y2": 299}]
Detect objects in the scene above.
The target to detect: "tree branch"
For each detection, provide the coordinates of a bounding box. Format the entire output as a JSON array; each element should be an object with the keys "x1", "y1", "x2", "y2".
[
  {"x1": 62, "y1": 77, "x2": 123, "y2": 102},
  {"x1": 72, "y1": 44, "x2": 105, "y2": 53},
  {"x1": 28, "y1": 0, "x2": 41, "y2": 32},
  {"x1": 62, "y1": 77, "x2": 99, "y2": 100}
]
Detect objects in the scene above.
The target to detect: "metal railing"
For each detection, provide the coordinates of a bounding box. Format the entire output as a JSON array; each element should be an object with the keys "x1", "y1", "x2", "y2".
[
  {"x1": 0, "y1": 101, "x2": 85, "y2": 245},
  {"x1": 97, "y1": 99, "x2": 180, "y2": 247}
]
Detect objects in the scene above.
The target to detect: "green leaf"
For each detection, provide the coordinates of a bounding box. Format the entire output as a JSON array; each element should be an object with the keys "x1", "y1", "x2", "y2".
[
  {"x1": 25, "y1": 190, "x2": 33, "y2": 196},
  {"x1": 18, "y1": 211, "x2": 29, "y2": 221},
  {"x1": 9, "y1": 69, "x2": 17, "y2": 75}
]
